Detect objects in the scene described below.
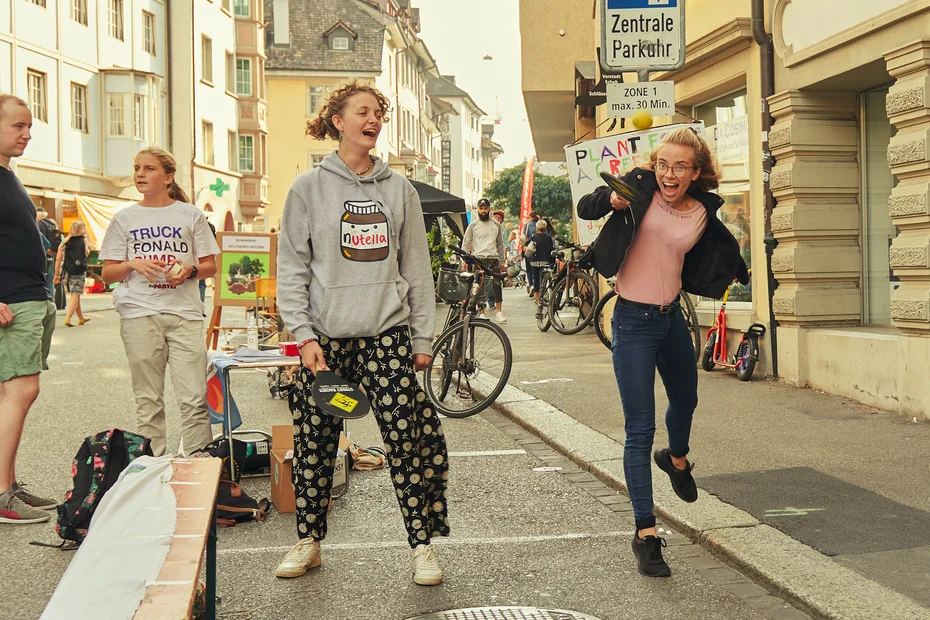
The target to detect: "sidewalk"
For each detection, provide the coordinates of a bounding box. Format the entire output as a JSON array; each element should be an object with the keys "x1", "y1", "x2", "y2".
[{"x1": 485, "y1": 287, "x2": 930, "y2": 620}]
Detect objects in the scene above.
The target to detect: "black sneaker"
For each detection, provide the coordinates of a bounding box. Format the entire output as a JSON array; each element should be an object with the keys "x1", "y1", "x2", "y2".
[
  {"x1": 654, "y1": 448, "x2": 698, "y2": 503},
  {"x1": 631, "y1": 533, "x2": 671, "y2": 577}
]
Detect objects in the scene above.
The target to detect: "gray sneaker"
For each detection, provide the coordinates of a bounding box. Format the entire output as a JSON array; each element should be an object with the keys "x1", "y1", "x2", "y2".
[
  {"x1": 0, "y1": 489, "x2": 51, "y2": 524},
  {"x1": 12, "y1": 482, "x2": 60, "y2": 510}
]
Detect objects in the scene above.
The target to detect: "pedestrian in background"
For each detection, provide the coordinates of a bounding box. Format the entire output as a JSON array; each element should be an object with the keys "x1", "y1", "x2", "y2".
[
  {"x1": 527, "y1": 219, "x2": 554, "y2": 305},
  {"x1": 486, "y1": 208, "x2": 507, "y2": 311},
  {"x1": 276, "y1": 80, "x2": 449, "y2": 586},
  {"x1": 462, "y1": 198, "x2": 506, "y2": 323},
  {"x1": 522, "y1": 212, "x2": 540, "y2": 296},
  {"x1": 100, "y1": 147, "x2": 219, "y2": 457},
  {"x1": 578, "y1": 127, "x2": 748, "y2": 577},
  {"x1": 0, "y1": 94, "x2": 59, "y2": 525},
  {"x1": 54, "y1": 221, "x2": 91, "y2": 327}
]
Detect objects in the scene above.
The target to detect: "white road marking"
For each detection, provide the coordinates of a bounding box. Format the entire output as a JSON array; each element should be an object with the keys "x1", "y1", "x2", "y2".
[
  {"x1": 520, "y1": 378, "x2": 573, "y2": 385},
  {"x1": 218, "y1": 530, "x2": 636, "y2": 557},
  {"x1": 764, "y1": 507, "x2": 826, "y2": 518},
  {"x1": 448, "y1": 450, "x2": 527, "y2": 457}
]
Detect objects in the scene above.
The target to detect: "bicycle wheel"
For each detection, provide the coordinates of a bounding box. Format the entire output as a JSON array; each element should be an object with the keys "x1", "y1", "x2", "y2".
[
  {"x1": 424, "y1": 319, "x2": 512, "y2": 418},
  {"x1": 736, "y1": 337, "x2": 758, "y2": 381},
  {"x1": 678, "y1": 291, "x2": 701, "y2": 361},
  {"x1": 593, "y1": 290, "x2": 617, "y2": 349},
  {"x1": 536, "y1": 273, "x2": 552, "y2": 332},
  {"x1": 549, "y1": 271, "x2": 598, "y2": 335}
]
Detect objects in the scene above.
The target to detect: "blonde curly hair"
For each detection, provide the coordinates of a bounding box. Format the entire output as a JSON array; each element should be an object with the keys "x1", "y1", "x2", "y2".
[{"x1": 647, "y1": 127, "x2": 721, "y2": 192}]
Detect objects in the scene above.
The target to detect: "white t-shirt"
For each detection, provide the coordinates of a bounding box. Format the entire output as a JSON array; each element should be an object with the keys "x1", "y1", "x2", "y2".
[{"x1": 100, "y1": 201, "x2": 220, "y2": 320}]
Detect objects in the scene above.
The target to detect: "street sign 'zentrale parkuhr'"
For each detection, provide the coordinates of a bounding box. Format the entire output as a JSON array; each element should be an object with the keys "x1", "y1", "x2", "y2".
[{"x1": 599, "y1": 0, "x2": 686, "y2": 72}]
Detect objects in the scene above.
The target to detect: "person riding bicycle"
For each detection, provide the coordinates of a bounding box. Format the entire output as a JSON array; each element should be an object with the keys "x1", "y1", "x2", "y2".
[
  {"x1": 526, "y1": 219, "x2": 555, "y2": 306},
  {"x1": 276, "y1": 81, "x2": 449, "y2": 586},
  {"x1": 578, "y1": 127, "x2": 748, "y2": 578}
]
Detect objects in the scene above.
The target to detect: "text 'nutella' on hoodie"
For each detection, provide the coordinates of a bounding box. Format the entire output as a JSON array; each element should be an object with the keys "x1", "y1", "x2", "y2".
[{"x1": 276, "y1": 152, "x2": 436, "y2": 356}]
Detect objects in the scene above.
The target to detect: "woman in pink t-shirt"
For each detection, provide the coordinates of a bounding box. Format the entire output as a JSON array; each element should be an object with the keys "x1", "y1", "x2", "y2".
[{"x1": 578, "y1": 128, "x2": 749, "y2": 578}]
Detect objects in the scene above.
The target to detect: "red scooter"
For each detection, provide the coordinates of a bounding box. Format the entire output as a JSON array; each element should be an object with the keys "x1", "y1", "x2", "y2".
[{"x1": 701, "y1": 271, "x2": 766, "y2": 381}]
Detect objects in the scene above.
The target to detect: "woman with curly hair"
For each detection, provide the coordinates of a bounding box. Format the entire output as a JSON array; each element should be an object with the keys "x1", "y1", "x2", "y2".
[
  {"x1": 578, "y1": 127, "x2": 749, "y2": 577},
  {"x1": 275, "y1": 81, "x2": 449, "y2": 585}
]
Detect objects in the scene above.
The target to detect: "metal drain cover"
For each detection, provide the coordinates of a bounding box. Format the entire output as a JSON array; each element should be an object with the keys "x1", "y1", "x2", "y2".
[{"x1": 405, "y1": 607, "x2": 603, "y2": 620}]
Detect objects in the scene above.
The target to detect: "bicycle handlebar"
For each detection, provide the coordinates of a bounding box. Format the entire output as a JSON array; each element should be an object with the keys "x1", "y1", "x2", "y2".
[{"x1": 448, "y1": 246, "x2": 505, "y2": 280}]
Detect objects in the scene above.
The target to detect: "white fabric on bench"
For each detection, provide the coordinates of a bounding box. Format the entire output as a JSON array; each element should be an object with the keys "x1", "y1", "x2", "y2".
[{"x1": 42, "y1": 456, "x2": 177, "y2": 620}]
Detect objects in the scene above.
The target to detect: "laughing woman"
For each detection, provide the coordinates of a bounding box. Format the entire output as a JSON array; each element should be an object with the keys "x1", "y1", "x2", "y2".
[
  {"x1": 275, "y1": 81, "x2": 450, "y2": 585},
  {"x1": 579, "y1": 127, "x2": 748, "y2": 577}
]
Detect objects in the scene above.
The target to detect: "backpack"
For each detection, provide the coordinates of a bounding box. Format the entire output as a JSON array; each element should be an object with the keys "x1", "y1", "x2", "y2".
[
  {"x1": 39, "y1": 219, "x2": 62, "y2": 253},
  {"x1": 56, "y1": 429, "x2": 153, "y2": 544},
  {"x1": 62, "y1": 237, "x2": 87, "y2": 275},
  {"x1": 215, "y1": 480, "x2": 269, "y2": 526}
]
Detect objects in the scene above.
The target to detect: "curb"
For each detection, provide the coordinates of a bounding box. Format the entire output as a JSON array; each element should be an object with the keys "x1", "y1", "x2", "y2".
[{"x1": 487, "y1": 382, "x2": 930, "y2": 620}]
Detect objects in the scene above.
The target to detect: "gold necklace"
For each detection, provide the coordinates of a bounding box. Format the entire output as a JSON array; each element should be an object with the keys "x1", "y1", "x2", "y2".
[{"x1": 357, "y1": 157, "x2": 374, "y2": 176}]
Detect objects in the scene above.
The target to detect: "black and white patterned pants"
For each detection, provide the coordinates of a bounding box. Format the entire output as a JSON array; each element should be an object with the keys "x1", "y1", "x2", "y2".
[{"x1": 288, "y1": 325, "x2": 451, "y2": 548}]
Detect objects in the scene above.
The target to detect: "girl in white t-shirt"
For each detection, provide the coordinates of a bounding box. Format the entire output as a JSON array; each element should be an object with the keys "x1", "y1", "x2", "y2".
[{"x1": 100, "y1": 148, "x2": 220, "y2": 456}]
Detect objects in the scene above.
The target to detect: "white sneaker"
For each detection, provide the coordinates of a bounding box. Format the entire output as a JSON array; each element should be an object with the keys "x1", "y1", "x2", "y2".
[
  {"x1": 411, "y1": 545, "x2": 443, "y2": 586},
  {"x1": 275, "y1": 539, "x2": 321, "y2": 578},
  {"x1": 496, "y1": 311, "x2": 507, "y2": 323}
]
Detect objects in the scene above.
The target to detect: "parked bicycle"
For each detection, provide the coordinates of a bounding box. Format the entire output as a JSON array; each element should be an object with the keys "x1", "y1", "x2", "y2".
[
  {"x1": 593, "y1": 281, "x2": 701, "y2": 360},
  {"x1": 536, "y1": 241, "x2": 598, "y2": 335},
  {"x1": 424, "y1": 246, "x2": 513, "y2": 418}
]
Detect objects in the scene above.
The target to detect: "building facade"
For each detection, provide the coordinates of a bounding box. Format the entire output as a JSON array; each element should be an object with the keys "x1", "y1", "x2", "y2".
[
  {"x1": 481, "y1": 122, "x2": 504, "y2": 190},
  {"x1": 170, "y1": 0, "x2": 267, "y2": 232},
  {"x1": 1, "y1": 0, "x2": 168, "y2": 229},
  {"x1": 519, "y1": 0, "x2": 930, "y2": 420},
  {"x1": 426, "y1": 75, "x2": 486, "y2": 207}
]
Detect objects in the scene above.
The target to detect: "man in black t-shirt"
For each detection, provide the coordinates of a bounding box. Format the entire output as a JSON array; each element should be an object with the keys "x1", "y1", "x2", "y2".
[{"x1": 0, "y1": 95, "x2": 58, "y2": 525}]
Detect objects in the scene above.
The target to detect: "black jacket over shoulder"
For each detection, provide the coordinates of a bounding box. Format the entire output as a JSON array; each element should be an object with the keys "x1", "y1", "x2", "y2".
[{"x1": 577, "y1": 167, "x2": 749, "y2": 299}]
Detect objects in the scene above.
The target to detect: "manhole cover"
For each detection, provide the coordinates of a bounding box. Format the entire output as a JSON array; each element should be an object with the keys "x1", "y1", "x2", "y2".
[{"x1": 405, "y1": 607, "x2": 603, "y2": 620}]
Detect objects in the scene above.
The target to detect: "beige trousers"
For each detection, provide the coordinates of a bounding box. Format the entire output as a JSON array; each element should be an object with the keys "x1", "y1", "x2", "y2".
[{"x1": 119, "y1": 314, "x2": 213, "y2": 457}]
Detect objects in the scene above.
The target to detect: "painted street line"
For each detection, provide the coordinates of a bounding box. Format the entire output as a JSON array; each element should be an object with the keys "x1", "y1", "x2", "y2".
[
  {"x1": 448, "y1": 449, "x2": 527, "y2": 457},
  {"x1": 218, "y1": 530, "x2": 636, "y2": 557},
  {"x1": 520, "y1": 378, "x2": 574, "y2": 385},
  {"x1": 763, "y1": 507, "x2": 826, "y2": 518}
]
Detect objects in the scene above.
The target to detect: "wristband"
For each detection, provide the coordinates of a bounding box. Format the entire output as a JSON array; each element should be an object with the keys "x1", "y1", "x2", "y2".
[{"x1": 296, "y1": 338, "x2": 316, "y2": 351}]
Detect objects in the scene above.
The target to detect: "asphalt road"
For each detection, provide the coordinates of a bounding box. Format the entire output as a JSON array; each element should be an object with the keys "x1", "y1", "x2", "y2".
[{"x1": 0, "y1": 298, "x2": 808, "y2": 619}]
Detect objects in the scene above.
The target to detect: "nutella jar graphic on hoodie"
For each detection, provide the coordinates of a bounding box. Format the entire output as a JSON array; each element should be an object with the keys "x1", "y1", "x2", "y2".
[{"x1": 341, "y1": 200, "x2": 389, "y2": 262}]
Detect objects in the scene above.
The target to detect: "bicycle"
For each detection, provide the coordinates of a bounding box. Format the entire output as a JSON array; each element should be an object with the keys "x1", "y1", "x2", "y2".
[
  {"x1": 592, "y1": 281, "x2": 702, "y2": 361},
  {"x1": 535, "y1": 261, "x2": 558, "y2": 332},
  {"x1": 539, "y1": 240, "x2": 599, "y2": 335},
  {"x1": 701, "y1": 270, "x2": 765, "y2": 381},
  {"x1": 424, "y1": 246, "x2": 513, "y2": 418}
]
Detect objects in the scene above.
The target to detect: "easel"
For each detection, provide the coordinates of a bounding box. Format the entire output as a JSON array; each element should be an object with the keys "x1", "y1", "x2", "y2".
[{"x1": 206, "y1": 232, "x2": 277, "y2": 350}]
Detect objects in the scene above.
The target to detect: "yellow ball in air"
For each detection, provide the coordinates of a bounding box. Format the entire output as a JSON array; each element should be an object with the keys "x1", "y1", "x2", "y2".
[{"x1": 631, "y1": 110, "x2": 653, "y2": 130}]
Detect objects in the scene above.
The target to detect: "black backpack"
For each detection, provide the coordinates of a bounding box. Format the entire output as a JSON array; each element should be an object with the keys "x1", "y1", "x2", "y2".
[
  {"x1": 56, "y1": 429, "x2": 153, "y2": 544},
  {"x1": 62, "y1": 237, "x2": 87, "y2": 275},
  {"x1": 39, "y1": 219, "x2": 62, "y2": 253}
]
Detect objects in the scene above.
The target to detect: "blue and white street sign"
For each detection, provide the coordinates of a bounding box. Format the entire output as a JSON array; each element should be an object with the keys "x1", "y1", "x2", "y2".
[{"x1": 600, "y1": 0, "x2": 686, "y2": 72}]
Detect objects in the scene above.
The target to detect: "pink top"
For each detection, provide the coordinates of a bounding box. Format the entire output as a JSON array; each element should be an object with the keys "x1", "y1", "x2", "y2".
[{"x1": 616, "y1": 191, "x2": 708, "y2": 305}]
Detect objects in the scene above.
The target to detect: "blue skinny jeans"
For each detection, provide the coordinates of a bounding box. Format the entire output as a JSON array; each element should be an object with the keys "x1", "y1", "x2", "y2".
[{"x1": 611, "y1": 300, "x2": 698, "y2": 531}]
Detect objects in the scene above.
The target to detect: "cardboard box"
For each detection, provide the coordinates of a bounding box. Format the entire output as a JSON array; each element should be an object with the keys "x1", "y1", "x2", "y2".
[
  {"x1": 270, "y1": 425, "x2": 349, "y2": 513},
  {"x1": 270, "y1": 425, "x2": 295, "y2": 513}
]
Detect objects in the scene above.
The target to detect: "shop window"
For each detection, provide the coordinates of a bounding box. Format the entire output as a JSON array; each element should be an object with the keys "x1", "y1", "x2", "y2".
[
  {"x1": 694, "y1": 89, "x2": 752, "y2": 304},
  {"x1": 861, "y1": 87, "x2": 899, "y2": 326}
]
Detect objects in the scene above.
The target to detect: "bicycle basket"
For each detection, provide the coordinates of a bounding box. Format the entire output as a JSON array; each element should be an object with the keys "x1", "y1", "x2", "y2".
[{"x1": 436, "y1": 269, "x2": 471, "y2": 303}]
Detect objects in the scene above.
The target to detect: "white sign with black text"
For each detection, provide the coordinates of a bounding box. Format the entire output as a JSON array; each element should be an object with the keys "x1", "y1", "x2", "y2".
[
  {"x1": 606, "y1": 80, "x2": 675, "y2": 117},
  {"x1": 600, "y1": 0, "x2": 685, "y2": 72}
]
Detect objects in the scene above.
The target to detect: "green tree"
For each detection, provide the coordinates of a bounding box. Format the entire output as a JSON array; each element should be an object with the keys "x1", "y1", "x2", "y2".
[
  {"x1": 485, "y1": 165, "x2": 574, "y2": 231},
  {"x1": 228, "y1": 262, "x2": 241, "y2": 277},
  {"x1": 250, "y1": 258, "x2": 266, "y2": 277}
]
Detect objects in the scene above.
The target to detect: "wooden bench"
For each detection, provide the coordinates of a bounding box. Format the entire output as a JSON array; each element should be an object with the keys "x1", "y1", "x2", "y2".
[{"x1": 133, "y1": 458, "x2": 222, "y2": 620}]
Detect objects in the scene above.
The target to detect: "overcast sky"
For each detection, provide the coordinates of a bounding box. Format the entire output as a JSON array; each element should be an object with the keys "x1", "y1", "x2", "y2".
[{"x1": 413, "y1": 0, "x2": 536, "y2": 169}]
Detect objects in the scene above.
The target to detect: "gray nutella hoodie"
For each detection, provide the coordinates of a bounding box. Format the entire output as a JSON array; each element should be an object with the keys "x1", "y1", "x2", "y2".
[{"x1": 277, "y1": 152, "x2": 435, "y2": 356}]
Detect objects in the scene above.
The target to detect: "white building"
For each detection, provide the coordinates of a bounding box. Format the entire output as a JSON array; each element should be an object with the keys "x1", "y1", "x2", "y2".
[
  {"x1": 169, "y1": 0, "x2": 245, "y2": 231},
  {"x1": 426, "y1": 74, "x2": 486, "y2": 207},
  {"x1": 1, "y1": 0, "x2": 168, "y2": 229}
]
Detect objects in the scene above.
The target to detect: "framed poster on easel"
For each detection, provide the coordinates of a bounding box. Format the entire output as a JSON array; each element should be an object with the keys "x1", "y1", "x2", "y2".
[{"x1": 206, "y1": 232, "x2": 277, "y2": 349}]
